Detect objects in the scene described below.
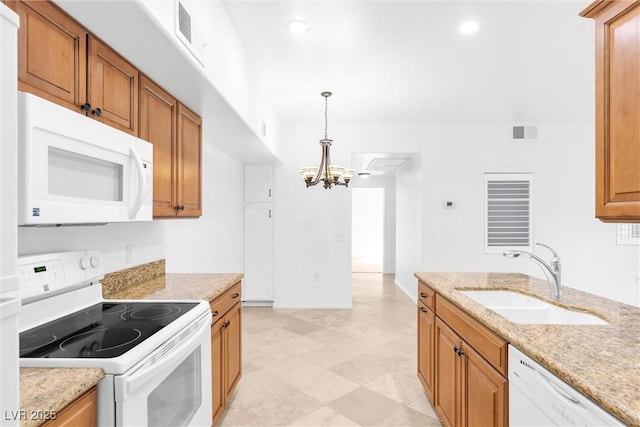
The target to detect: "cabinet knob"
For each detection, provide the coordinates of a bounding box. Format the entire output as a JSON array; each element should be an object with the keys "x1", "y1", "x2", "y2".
[
  {"x1": 269, "y1": 189, "x2": 272, "y2": 198},
  {"x1": 92, "y1": 107, "x2": 102, "y2": 117},
  {"x1": 211, "y1": 310, "x2": 219, "y2": 318},
  {"x1": 81, "y1": 103, "x2": 91, "y2": 113},
  {"x1": 420, "y1": 293, "x2": 428, "y2": 298},
  {"x1": 222, "y1": 320, "x2": 230, "y2": 328},
  {"x1": 174, "y1": 205, "x2": 185, "y2": 211},
  {"x1": 419, "y1": 307, "x2": 428, "y2": 313},
  {"x1": 232, "y1": 293, "x2": 240, "y2": 299}
]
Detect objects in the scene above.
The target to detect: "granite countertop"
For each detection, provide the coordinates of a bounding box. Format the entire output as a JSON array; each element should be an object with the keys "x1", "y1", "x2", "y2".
[
  {"x1": 104, "y1": 272, "x2": 244, "y2": 302},
  {"x1": 19, "y1": 368, "x2": 104, "y2": 427},
  {"x1": 414, "y1": 272, "x2": 640, "y2": 427}
]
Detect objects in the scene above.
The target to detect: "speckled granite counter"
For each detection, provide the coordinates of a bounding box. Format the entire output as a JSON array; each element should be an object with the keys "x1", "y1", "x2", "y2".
[
  {"x1": 19, "y1": 368, "x2": 104, "y2": 427},
  {"x1": 414, "y1": 272, "x2": 640, "y2": 427},
  {"x1": 104, "y1": 272, "x2": 244, "y2": 302}
]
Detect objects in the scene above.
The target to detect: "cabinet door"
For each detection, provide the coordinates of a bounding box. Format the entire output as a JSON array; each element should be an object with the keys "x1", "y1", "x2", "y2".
[
  {"x1": 139, "y1": 75, "x2": 178, "y2": 217},
  {"x1": 211, "y1": 319, "x2": 225, "y2": 425},
  {"x1": 9, "y1": 0, "x2": 87, "y2": 111},
  {"x1": 245, "y1": 165, "x2": 273, "y2": 202},
  {"x1": 176, "y1": 103, "x2": 202, "y2": 217},
  {"x1": 417, "y1": 302, "x2": 435, "y2": 403},
  {"x1": 88, "y1": 36, "x2": 138, "y2": 136},
  {"x1": 461, "y1": 343, "x2": 507, "y2": 427},
  {"x1": 42, "y1": 387, "x2": 97, "y2": 427},
  {"x1": 592, "y1": 2, "x2": 640, "y2": 221},
  {"x1": 243, "y1": 205, "x2": 273, "y2": 302},
  {"x1": 435, "y1": 318, "x2": 462, "y2": 427},
  {"x1": 223, "y1": 303, "x2": 242, "y2": 399}
]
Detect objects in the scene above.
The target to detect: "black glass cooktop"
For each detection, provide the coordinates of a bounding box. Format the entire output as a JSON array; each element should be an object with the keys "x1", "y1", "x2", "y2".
[{"x1": 20, "y1": 302, "x2": 198, "y2": 359}]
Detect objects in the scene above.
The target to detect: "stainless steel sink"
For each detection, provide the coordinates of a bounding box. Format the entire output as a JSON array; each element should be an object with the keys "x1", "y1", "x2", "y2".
[{"x1": 460, "y1": 290, "x2": 607, "y2": 325}]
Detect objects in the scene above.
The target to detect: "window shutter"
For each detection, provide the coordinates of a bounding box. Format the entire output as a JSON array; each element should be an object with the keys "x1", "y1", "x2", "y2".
[{"x1": 484, "y1": 173, "x2": 533, "y2": 253}]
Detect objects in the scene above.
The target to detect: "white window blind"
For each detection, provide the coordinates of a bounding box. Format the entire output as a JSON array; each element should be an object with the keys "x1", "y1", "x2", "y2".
[{"x1": 484, "y1": 173, "x2": 533, "y2": 253}]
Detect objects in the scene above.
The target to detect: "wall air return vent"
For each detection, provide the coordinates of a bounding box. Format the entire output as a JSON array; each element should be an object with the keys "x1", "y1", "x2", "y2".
[
  {"x1": 174, "y1": 1, "x2": 205, "y2": 66},
  {"x1": 178, "y1": 3, "x2": 192, "y2": 43},
  {"x1": 484, "y1": 173, "x2": 534, "y2": 253}
]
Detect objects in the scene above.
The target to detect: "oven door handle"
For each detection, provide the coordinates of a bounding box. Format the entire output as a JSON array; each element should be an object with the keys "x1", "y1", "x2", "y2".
[{"x1": 116, "y1": 312, "x2": 211, "y2": 400}]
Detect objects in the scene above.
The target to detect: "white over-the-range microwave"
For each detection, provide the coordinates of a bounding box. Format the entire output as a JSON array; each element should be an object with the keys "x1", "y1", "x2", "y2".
[{"x1": 18, "y1": 92, "x2": 153, "y2": 226}]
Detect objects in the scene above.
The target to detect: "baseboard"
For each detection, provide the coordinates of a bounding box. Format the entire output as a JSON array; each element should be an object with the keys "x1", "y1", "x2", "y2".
[
  {"x1": 394, "y1": 278, "x2": 416, "y2": 302},
  {"x1": 242, "y1": 301, "x2": 274, "y2": 307},
  {"x1": 272, "y1": 302, "x2": 353, "y2": 309}
]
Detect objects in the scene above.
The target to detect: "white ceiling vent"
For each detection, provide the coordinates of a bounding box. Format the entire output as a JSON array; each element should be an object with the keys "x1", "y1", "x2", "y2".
[
  {"x1": 175, "y1": 1, "x2": 205, "y2": 66},
  {"x1": 513, "y1": 125, "x2": 538, "y2": 140},
  {"x1": 484, "y1": 173, "x2": 533, "y2": 253},
  {"x1": 366, "y1": 157, "x2": 410, "y2": 172}
]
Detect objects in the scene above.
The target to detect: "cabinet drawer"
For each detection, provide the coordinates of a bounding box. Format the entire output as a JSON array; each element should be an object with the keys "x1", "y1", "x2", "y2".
[
  {"x1": 210, "y1": 282, "x2": 241, "y2": 324},
  {"x1": 418, "y1": 281, "x2": 435, "y2": 311},
  {"x1": 436, "y1": 295, "x2": 508, "y2": 376}
]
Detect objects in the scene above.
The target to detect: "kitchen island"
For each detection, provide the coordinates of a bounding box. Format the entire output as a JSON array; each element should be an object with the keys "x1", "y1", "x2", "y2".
[{"x1": 415, "y1": 272, "x2": 640, "y2": 427}]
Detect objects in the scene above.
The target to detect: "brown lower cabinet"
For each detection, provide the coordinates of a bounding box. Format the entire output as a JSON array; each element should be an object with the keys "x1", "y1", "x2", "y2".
[
  {"x1": 418, "y1": 281, "x2": 508, "y2": 427},
  {"x1": 210, "y1": 283, "x2": 242, "y2": 425},
  {"x1": 42, "y1": 386, "x2": 97, "y2": 427}
]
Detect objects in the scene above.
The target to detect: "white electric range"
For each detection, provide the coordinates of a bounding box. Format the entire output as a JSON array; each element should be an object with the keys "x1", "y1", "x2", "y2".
[{"x1": 16, "y1": 251, "x2": 212, "y2": 427}]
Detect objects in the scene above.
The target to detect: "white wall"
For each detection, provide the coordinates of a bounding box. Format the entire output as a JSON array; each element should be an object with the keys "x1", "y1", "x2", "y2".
[
  {"x1": 162, "y1": 144, "x2": 244, "y2": 273},
  {"x1": 275, "y1": 121, "x2": 639, "y2": 307},
  {"x1": 272, "y1": 124, "x2": 352, "y2": 308},
  {"x1": 395, "y1": 156, "x2": 422, "y2": 298},
  {"x1": 351, "y1": 175, "x2": 396, "y2": 273},
  {"x1": 352, "y1": 188, "x2": 383, "y2": 264},
  {"x1": 139, "y1": 0, "x2": 280, "y2": 156}
]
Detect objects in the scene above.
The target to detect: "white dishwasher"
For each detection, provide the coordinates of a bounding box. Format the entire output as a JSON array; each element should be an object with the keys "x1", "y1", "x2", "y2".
[{"x1": 509, "y1": 346, "x2": 625, "y2": 427}]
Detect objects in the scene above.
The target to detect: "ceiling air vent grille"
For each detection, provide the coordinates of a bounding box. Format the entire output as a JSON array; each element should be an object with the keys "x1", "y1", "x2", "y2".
[
  {"x1": 484, "y1": 173, "x2": 533, "y2": 253},
  {"x1": 174, "y1": 1, "x2": 204, "y2": 66},
  {"x1": 178, "y1": 2, "x2": 192, "y2": 43}
]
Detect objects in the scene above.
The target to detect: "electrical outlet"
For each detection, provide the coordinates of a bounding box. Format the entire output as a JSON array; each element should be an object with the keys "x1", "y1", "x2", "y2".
[{"x1": 126, "y1": 244, "x2": 134, "y2": 264}]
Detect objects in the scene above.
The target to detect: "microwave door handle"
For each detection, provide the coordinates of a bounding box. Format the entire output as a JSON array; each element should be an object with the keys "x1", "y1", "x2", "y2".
[{"x1": 129, "y1": 146, "x2": 145, "y2": 219}]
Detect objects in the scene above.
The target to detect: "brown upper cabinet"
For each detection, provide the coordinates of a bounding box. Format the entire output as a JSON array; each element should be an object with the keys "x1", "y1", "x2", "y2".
[
  {"x1": 581, "y1": 1, "x2": 640, "y2": 222},
  {"x1": 9, "y1": 0, "x2": 87, "y2": 109},
  {"x1": 8, "y1": 0, "x2": 138, "y2": 136},
  {"x1": 176, "y1": 103, "x2": 203, "y2": 217},
  {"x1": 88, "y1": 36, "x2": 138, "y2": 135},
  {"x1": 140, "y1": 76, "x2": 202, "y2": 218}
]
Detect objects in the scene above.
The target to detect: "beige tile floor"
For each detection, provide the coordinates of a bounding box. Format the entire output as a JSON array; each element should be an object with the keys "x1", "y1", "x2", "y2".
[{"x1": 219, "y1": 273, "x2": 441, "y2": 427}]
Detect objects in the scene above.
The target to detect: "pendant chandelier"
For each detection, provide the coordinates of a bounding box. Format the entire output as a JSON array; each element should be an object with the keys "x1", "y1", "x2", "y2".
[{"x1": 300, "y1": 92, "x2": 354, "y2": 189}]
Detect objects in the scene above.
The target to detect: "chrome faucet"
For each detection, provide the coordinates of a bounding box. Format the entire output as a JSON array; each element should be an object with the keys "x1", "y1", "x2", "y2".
[{"x1": 503, "y1": 243, "x2": 562, "y2": 300}]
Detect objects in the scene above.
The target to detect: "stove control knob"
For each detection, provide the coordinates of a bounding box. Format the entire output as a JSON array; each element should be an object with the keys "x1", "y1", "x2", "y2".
[
  {"x1": 90, "y1": 256, "x2": 101, "y2": 268},
  {"x1": 80, "y1": 256, "x2": 90, "y2": 270}
]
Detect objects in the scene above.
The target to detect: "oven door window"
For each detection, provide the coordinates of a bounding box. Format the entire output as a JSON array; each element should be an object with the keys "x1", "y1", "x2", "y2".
[{"x1": 147, "y1": 348, "x2": 202, "y2": 427}]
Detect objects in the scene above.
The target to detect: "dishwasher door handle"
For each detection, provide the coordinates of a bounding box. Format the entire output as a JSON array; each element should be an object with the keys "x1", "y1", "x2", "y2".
[{"x1": 538, "y1": 371, "x2": 581, "y2": 405}]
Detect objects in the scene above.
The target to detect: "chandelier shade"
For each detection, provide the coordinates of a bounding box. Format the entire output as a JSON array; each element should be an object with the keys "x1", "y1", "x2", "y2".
[{"x1": 300, "y1": 92, "x2": 354, "y2": 189}]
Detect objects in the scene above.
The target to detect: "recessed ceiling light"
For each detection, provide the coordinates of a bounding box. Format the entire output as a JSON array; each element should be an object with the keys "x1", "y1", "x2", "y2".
[
  {"x1": 288, "y1": 20, "x2": 310, "y2": 34},
  {"x1": 459, "y1": 20, "x2": 479, "y2": 35},
  {"x1": 358, "y1": 172, "x2": 371, "y2": 179}
]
